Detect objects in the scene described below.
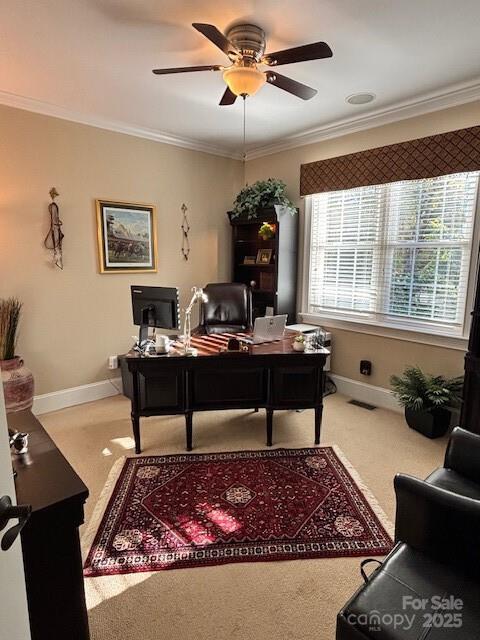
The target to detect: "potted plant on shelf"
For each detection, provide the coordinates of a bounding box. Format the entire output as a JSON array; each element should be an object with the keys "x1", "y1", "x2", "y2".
[
  {"x1": 390, "y1": 366, "x2": 463, "y2": 438},
  {"x1": 0, "y1": 297, "x2": 34, "y2": 413},
  {"x1": 258, "y1": 222, "x2": 276, "y2": 241},
  {"x1": 231, "y1": 178, "x2": 296, "y2": 219}
]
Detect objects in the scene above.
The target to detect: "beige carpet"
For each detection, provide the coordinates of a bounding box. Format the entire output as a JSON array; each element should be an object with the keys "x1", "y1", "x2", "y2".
[{"x1": 41, "y1": 393, "x2": 446, "y2": 640}]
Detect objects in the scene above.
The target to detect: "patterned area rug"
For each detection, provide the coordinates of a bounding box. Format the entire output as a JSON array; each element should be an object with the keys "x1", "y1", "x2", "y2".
[{"x1": 83, "y1": 447, "x2": 393, "y2": 576}]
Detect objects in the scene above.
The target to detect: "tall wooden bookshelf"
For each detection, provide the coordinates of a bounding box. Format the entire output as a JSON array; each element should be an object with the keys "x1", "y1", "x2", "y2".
[
  {"x1": 460, "y1": 253, "x2": 480, "y2": 434},
  {"x1": 227, "y1": 206, "x2": 298, "y2": 324}
]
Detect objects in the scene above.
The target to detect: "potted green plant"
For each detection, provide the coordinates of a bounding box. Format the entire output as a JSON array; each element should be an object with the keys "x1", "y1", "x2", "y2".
[
  {"x1": 390, "y1": 366, "x2": 463, "y2": 438},
  {"x1": 292, "y1": 333, "x2": 306, "y2": 352},
  {"x1": 231, "y1": 178, "x2": 296, "y2": 219},
  {"x1": 258, "y1": 222, "x2": 275, "y2": 241},
  {"x1": 0, "y1": 297, "x2": 34, "y2": 412}
]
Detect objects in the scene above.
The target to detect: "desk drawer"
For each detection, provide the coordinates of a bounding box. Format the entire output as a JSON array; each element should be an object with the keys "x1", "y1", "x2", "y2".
[
  {"x1": 271, "y1": 366, "x2": 320, "y2": 407},
  {"x1": 139, "y1": 370, "x2": 185, "y2": 412},
  {"x1": 190, "y1": 367, "x2": 266, "y2": 407}
]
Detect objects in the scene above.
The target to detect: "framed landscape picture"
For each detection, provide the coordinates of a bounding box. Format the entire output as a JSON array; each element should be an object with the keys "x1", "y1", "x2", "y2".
[{"x1": 96, "y1": 200, "x2": 157, "y2": 273}]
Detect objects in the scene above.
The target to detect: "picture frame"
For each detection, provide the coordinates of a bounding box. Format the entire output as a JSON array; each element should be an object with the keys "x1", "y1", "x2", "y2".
[
  {"x1": 256, "y1": 248, "x2": 273, "y2": 265},
  {"x1": 96, "y1": 199, "x2": 157, "y2": 273},
  {"x1": 243, "y1": 255, "x2": 256, "y2": 265}
]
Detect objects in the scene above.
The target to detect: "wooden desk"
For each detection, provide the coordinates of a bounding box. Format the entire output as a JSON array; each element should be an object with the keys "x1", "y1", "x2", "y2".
[
  {"x1": 120, "y1": 331, "x2": 329, "y2": 453},
  {"x1": 8, "y1": 410, "x2": 90, "y2": 640}
]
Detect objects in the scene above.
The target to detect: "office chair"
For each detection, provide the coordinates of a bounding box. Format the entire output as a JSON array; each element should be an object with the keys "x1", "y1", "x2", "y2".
[{"x1": 197, "y1": 283, "x2": 252, "y2": 335}]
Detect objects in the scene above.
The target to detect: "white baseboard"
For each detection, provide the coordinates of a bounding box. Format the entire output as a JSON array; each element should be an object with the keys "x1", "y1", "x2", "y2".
[
  {"x1": 329, "y1": 374, "x2": 402, "y2": 413},
  {"x1": 32, "y1": 377, "x2": 122, "y2": 415},
  {"x1": 31, "y1": 372, "x2": 398, "y2": 416}
]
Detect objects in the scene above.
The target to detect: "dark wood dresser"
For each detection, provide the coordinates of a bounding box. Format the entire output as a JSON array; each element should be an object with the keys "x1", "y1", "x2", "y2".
[
  {"x1": 8, "y1": 410, "x2": 90, "y2": 640},
  {"x1": 461, "y1": 255, "x2": 480, "y2": 434}
]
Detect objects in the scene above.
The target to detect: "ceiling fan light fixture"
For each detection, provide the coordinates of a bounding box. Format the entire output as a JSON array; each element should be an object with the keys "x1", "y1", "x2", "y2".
[{"x1": 222, "y1": 65, "x2": 266, "y2": 97}]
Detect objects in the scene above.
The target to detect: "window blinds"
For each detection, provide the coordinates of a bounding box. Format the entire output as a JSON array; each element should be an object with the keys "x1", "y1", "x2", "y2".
[{"x1": 308, "y1": 171, "x2": 479, "y2": 334}]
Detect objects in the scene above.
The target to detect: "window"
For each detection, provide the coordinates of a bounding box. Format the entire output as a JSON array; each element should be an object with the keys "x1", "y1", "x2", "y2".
[{"x1": 306, "y1": 171, "x2": 480, "y2": 337}]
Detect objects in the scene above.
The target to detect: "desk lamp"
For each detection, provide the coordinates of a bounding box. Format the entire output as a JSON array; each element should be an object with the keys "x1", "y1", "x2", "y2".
[{"x1": 183, "y1": 287, "x2": 208, "y2": 356}]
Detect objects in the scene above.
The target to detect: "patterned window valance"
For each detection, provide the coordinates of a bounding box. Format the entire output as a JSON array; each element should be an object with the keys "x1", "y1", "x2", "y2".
[{"x1": 300, "y1": 125, "x2": 480, "y2": 196}]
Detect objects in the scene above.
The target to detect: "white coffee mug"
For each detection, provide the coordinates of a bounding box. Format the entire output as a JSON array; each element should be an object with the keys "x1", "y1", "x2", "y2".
[{"x1": 155, "y1": 334, "x2": 170, "y2": 354}]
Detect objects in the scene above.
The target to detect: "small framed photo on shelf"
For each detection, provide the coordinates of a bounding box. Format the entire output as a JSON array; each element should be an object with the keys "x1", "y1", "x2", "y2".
[
  {"x1": 96, "y1": 199, "x2": 157, "y2": 273},
  {"x1": 243, "y1": 255, "x2": 256, "y2": 265},
  {"x1": 256, "y1": 248, "x2": 273, "y2": 265}
]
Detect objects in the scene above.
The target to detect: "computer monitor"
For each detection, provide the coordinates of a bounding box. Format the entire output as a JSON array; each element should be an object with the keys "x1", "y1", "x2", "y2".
[{"x1": 131, "y1": 285, "x2": 180, "y2": 343}]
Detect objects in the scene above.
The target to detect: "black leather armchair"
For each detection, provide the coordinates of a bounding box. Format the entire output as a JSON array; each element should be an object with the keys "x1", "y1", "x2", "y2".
[
  {"x1": 425, "y1": 426, "x2": 480, "y2": 499},
  {"x1": 337, "y1": 428, "x2": 480, "y2": 639},
  {"x1": 337, "y1": 474, "x2": 480, "y2": 639},
  {"x1": 197, "y1": 283, "x2": 252, "y2": 335},
  {"x1": 394, "y1": 474, "x2": 480, "y2": 578}
]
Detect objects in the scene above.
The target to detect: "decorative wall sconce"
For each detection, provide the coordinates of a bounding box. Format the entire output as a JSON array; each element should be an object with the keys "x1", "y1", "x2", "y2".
[
  {"x1": 181, "y1": 203, "x2": 190, "y2": 261},
  {"x1": 44, "y1": 187, "x2": 64, "y2": 269}
]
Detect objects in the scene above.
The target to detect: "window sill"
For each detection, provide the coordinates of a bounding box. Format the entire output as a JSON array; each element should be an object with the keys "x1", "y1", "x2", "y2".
[{"x1": 299, "y1": 312, "x2": 468, "y2": 351}]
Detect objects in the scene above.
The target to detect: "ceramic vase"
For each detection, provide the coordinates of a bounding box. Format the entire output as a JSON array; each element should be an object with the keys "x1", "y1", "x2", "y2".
[{"x1": 0, "y1": 357, "x2": 34, "y2": 412}]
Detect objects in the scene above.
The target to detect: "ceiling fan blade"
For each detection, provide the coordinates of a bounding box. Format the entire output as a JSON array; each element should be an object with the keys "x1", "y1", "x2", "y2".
[
  {"x1": 152, "y1": 65, "x2": 222, "y2": 75},
  {"x1": 266, "y1": 71, "x2": 317, "y2": 100},
  {"x1": 219, "y1": 87, "x2": 237, "y2": 106},
  {"x1": 192, "y1": 23, "x2": 239, "y2": 57},
  {"x1": 264, "y1": 42, "x2": 333, "y2": 66}
]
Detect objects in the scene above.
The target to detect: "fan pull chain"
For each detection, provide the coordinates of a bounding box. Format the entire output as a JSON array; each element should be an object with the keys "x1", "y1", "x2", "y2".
[{"x1": 242, "y1": 95, "x2": 247, "y2": 184}]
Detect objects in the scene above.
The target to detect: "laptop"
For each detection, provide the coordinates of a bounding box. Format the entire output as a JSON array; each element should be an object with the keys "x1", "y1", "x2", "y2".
[{"x1": 251, "y1": 314, "x2": 287, "y2": 344}]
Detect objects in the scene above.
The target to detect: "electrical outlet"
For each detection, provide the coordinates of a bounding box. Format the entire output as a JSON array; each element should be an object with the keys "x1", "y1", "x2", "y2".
[
  {"x1": 108, "y1": 355, "x2": 119, "y2": 370},
  {"x1": 360, "y1": 360, "x2": 372, "y2": 376}
]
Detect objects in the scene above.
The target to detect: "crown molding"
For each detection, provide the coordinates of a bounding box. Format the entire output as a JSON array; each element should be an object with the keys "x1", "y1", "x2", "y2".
[
  {"x1": 1, "y1": 79, "x2": 480, "y2": 163},
  {"x1": 0, "y1": 89, "x2": 242, "y2": 160},
  {"x1": 246, "y1": 79, "x2": 480, "y2": 160}
]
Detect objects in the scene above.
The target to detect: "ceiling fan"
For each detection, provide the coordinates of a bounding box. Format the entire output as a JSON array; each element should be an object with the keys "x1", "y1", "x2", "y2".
[{"x1": 152, "y1": 23, "x2": 332, "y2": 105}]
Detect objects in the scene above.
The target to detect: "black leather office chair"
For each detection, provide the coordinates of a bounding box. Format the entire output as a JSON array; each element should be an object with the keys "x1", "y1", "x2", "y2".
[{"x1": 197, "y1": 283, "x2": 252, "y2": 335}]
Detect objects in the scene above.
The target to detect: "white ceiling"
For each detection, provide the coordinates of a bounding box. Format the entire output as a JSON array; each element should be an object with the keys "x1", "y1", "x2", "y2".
[{"x1": 1, "y1": 0, "x2": 480, "y2": 157}]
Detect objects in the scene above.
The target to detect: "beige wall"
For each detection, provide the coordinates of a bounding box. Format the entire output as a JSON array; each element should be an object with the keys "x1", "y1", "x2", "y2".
[
  {"x1": 325, "y1": 328, "x2": 466, "y2": 389},
  {"x1": 2, "y1": 101, "x2": 478, "y2": 396},
  {"x1": 246, "y1": 101, "x2": 480, "y2": 387},
  {"x1": 0, "y1": 105, "x2": 242, "y2": 394}
]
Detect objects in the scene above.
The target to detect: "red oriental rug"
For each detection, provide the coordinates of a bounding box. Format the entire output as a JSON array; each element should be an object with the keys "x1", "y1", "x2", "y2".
[{"x1": 83, "y1": 447, "x2": 393, "y2": 577}]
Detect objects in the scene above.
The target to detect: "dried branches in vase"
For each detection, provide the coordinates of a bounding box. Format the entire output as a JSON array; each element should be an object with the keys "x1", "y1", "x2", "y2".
[
  {"x1": 0, "y1": 297, "x2": 34, "y2": 412},
  {"x1": 0, "y1": 297, "x2": 22, "y2": 361}
]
